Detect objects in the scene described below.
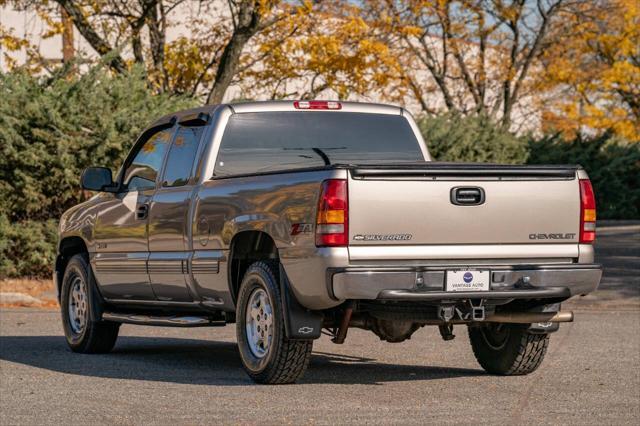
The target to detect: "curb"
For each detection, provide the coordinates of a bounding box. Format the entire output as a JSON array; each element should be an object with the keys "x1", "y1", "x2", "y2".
[
  {"x1": 597, "y1": 220, "x2": 640, "y2": 226},
  {"x1": 0, "y1": 292, "x2": 43, "y2": 306},
  {"x1": 597, "y1": 225, "x2": 640, "y2": 233}
]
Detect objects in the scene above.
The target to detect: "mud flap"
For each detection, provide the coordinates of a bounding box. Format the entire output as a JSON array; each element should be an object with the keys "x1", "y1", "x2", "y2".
[
  {"x1": 528, "y1": 321, "x2": 560, "y2": 334},
  {"x1": 527, "y1": 303, "x2": 561, "y2": 334},
  {"x1": 87, "y1": 259, "x2": 106, "y2": 323},
  {"x1": 278, "y1": 264, "x2": 323, "y2": 340}
]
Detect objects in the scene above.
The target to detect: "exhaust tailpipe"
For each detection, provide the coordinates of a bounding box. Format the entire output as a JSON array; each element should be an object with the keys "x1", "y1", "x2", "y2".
[{"x1": 485, "y1": 311, "x2": 574, "y2": 324}]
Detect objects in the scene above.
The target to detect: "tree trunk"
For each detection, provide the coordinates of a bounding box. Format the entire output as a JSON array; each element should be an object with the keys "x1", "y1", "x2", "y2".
[
  {"x1": 60, "y1": 6, "x2": 74, "y2": 64},
  {"x1": 55, "y1": 0, "x2": 127, "y2": 73},
  {"x1": 206, "y1": 0, "x2": 269, "y2": 104},
  {"x1": 146, "y1": 0, "x2": 168, "y2": 91},
  {"x1": 206, "y1": 31, "x2": 252, "y2": 104},
  {"x1": 131, "y1": 29, "x2": 144, "y2": 64}
]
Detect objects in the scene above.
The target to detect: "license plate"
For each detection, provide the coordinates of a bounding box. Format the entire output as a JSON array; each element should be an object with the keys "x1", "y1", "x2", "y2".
[{"x1": 446, "y1": 270, "x2": 490, "y2": 292}]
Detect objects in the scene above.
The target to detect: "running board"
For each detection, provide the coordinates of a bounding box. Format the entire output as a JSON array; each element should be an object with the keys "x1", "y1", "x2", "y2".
[{"x1": 102, "y1": 312, "x2": 226, "y2": 327}]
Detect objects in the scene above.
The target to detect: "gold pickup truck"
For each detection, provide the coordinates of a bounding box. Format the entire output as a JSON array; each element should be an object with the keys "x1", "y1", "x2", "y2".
[{"x1": 55, "y1": 100, "x2": 602, "y2": 384}]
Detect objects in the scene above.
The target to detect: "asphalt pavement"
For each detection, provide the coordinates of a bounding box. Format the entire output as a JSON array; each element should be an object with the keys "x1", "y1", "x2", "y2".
[{"x1": 1, "y1": 229, "x2": 639, "y2": 425}]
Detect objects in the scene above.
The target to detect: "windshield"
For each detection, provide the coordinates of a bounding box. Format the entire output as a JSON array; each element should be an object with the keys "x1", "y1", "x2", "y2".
[{"x1": 215, "y1": 111, "x2": 424, "y2": 176}]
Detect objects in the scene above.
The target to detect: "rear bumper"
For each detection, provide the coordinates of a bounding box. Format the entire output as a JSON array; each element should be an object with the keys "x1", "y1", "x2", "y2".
[{"x1": 331, "y1": 264, "x2": 602, "y2": 302}]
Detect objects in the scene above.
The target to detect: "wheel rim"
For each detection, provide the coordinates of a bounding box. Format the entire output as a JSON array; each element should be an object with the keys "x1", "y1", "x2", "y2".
[
  {"x1": 245, "y1": 287, "x2": 274, "y2": 359},
  {"x1": 480, "y1": 323, "x2": 510, "y2": 350},
  {"x1": 68, "y1": 276, "x2": 88, "y2": 334}
]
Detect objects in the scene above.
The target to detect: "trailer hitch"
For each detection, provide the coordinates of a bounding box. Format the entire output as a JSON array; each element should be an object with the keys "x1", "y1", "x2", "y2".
[
  {"x1": 438, "y1": 305, "x2": 456, "y2": 322},
  {"x1": 438, "y1": 301, "x2": 486, "y2": 323}
]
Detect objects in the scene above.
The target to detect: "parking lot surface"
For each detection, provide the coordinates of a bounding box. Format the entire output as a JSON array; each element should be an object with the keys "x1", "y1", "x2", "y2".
[{"x1": 1, "y1": 229, "x2": 638, "y2": 424}]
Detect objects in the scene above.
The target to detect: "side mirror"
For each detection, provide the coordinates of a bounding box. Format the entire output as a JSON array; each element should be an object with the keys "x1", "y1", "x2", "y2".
[{"x1": 81, "y1": 167, "x2": 117, "y2": 192}]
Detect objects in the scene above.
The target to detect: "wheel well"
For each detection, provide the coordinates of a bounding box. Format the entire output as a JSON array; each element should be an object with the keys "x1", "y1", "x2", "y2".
[
  {"x1": 56, "y1": 237, "x2": 88, "y2": 296},
  {"x1": 228, "y1": 231, "x2": 279, "y2": 303}
]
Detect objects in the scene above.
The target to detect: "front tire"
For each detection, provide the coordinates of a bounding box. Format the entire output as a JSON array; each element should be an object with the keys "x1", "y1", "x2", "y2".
[
  {"x1": 236, "y1": 261, "x2": 313, "y2": 384},
  {"x1": 60, "y1": 254, "x2": 119, "y2": 353},
  {"x1": 468, "y1": 323, "x2": 549, "y2": 375}
]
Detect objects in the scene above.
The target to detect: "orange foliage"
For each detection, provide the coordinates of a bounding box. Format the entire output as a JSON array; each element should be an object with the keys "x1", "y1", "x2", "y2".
[{"x1": 540, "y1": 0, "x2": 640, "y2": 141}]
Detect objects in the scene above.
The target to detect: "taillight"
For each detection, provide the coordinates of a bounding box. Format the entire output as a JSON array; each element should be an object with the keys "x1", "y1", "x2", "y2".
[
  {"x1": 294, "y1": 100, "x2": 342, "y2": 110},
  {"x1": 316, "y1": 179, "x2": 348, "y2": 246},
  {"x1": 579, "y1": 179, "x2": 596, "y2": 243}
]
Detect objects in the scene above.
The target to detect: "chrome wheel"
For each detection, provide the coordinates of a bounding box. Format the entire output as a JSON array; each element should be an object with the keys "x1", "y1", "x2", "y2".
[
  {"x1": 68, "y1": 276, "x2": 88, "y2": 334},
  {"x1": 245, "y1": 287, "x2": 274, "y2": 358}
]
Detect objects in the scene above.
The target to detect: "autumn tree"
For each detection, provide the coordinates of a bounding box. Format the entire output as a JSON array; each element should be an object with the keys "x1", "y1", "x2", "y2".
[
  {"x1": 2, "y1": 0, "x2": 309, "y2": 102},
  {"x1": 53, "y1": 0, "x2": 309, "y2": 103},
  {"x1": 4, "y1": 0, "x2": 636, "y2": 138},
  {"x1": 338, "y1": 0, "x2": 576, "y2": 130},
  {"x1": 2, "y1": 0, "x2": 178, "y2": 77},
  {"x1": 1, "y1": 0, "x2": 50, "y2": 73},
  {"x1": 240, "y1": 1, "x2": 398, "y2": 101},
  {"x1": 226, "y1": 0, "x2": 576, "y2": 129},
  {"x1": 540, "y1": 0, "x2": 640, "y2": 141},
  {"x1": 205, "y1": 0, "x2": 282, "y2": 103}
]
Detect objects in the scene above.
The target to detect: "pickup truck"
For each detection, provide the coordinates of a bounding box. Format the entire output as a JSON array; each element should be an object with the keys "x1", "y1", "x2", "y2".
[{"x1": 56, "y1": 100, "x2": 602, "y2": 384}]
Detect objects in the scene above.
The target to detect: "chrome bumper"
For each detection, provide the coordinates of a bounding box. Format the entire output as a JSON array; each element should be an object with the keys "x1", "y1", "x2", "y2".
[{"x1": 331, "y1": 264, "x2": 602, "y2": 302}]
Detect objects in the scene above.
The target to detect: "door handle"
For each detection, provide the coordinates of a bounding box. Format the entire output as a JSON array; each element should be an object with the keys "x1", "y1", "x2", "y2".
[{"x1": 136, "y1": 204, "x2": 149, "y2": 220}]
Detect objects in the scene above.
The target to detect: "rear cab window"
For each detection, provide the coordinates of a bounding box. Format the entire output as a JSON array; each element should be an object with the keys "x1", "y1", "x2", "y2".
[
  {"x1": 215, "y1": 112, "x2": 423, "y2": 176},
  {"x1": 161, "y1": 125, "x2": 206, "y2": 187}
]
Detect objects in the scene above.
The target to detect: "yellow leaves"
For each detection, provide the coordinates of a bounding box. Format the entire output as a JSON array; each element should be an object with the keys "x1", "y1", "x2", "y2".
[
  {"x1": 297, "y1": 0, "x2": 314, "y2": 14},
  {"x1": 157, "y1": 4, "x2": 233, "y2": 95},
  {"x1": 163, "y1": 36, "x2": 222, "y2": 95},
  {"x1": 545, "y1": 95, "x2": 639, "y2": 142},
  {"x1": 1, "y1": 24, "x2": 43, "y2": 73},
  {"x1": 1, "y1": 23, "x2": 29, "y2": 52},
  {"x1": 613, "y1": 120, "x2": 640, "y2": 142},
  {"x1": 540, "y1": 0, "x2": 639, "y2": 141},
  {"x1": 581, "y1": 105, "x2": 639, "y2": 142},
  {"x1": 1, "y1": 34, "x2": 28, "y2": 51},
  {"x1": 36, "y1": 8, "x2": 64, "y2": 39},
  {"x1": 605, "y1": 61, "x2": 640, "y2": 90},
  {"x1": 400, "y1": 25, "x2": 423, "y2": 37},
  {"x1": 243, "y1": 2, "x2": 400, "y2": 100}
]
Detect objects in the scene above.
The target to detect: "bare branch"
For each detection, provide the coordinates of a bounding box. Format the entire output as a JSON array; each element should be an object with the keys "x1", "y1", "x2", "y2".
[{"x1": 54, "y1": 0, "x2": 127, "y2": 73}]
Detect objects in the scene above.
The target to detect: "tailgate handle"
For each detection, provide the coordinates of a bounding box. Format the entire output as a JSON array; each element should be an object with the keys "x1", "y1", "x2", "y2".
[{"x1": 451, "y1": 187, "x2": 485, "y2": 206}]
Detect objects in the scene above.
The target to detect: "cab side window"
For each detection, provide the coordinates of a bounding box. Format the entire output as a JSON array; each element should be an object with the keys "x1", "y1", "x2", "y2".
[
  {"x1": 123, "y1": 128, "x2": 174, "y2": 191},
  {"x1": 161, "y1": 125, "x2": 205, "y2": 187}
]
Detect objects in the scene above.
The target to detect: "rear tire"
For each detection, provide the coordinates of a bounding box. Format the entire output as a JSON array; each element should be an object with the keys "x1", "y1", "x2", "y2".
[
  {"x1": 60, "y1": 254, "x2": 119, "y2": 354},
  {"x1": 468, "y1": 323, "x2": 549, "y2": 375},
  {"x1": 236, "y1": 261, "x2": 313, "y2": 384}
]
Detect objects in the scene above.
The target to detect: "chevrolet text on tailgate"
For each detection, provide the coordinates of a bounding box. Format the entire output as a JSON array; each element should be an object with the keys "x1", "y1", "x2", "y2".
[{"x1": 56, "y1": 101, "x2": 602, "y2": 384}]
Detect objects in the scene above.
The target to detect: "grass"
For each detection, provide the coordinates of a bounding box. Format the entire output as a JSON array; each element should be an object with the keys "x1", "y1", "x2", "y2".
[{"x1": 0, "y1": 278, "x2": 58, "y2": 308}]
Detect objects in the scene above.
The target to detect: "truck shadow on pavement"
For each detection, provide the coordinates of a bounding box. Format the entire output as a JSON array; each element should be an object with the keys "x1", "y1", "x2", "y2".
[{"x1": 0, "y1": 335, "x2": 483, "y2": 385}]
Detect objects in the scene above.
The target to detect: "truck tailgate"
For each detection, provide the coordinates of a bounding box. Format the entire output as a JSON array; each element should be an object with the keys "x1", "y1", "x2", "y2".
[{"x1": 347, "y1": 164, "x2": 581, "y2": 257}]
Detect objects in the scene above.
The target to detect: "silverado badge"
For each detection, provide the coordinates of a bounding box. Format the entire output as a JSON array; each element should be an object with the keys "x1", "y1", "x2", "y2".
[{"x1": 353, "y1": 234, "x2": 413, "y2": 241}]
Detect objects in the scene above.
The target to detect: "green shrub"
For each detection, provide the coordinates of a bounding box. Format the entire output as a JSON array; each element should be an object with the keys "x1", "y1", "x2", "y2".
[
  {"x1": 528, "y1": 133, "x2": 640, "y2": 219},
  {"x1": 418, "y1": 113, "x2": 529, "y2": 164},
  {"x1": 0, "y1": 66, "x2": 197, "y2": 222},
  {"x1": 0, "y1": 66, "x2": 197, "y2": 278},
  {"x1": 0, "y1": 214, "x2": 58, "y2": 278}
]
